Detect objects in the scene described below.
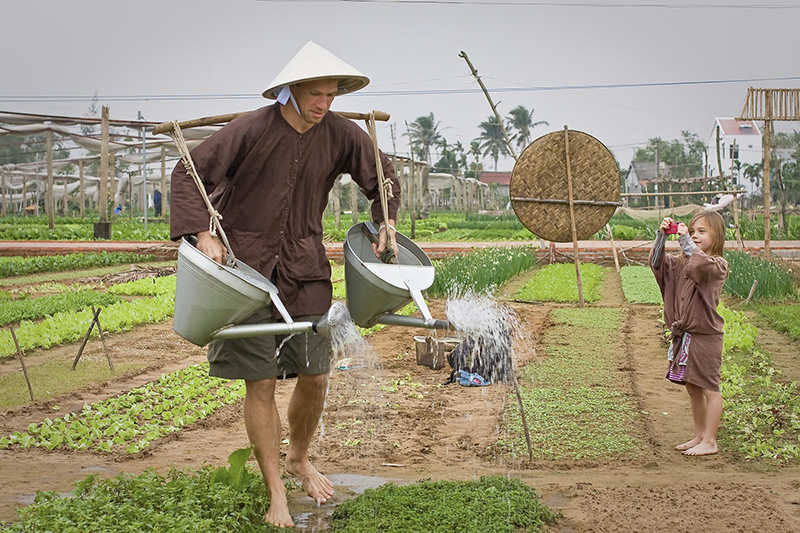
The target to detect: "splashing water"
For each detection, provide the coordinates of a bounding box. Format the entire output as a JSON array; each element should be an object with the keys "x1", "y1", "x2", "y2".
[{"x1": 445, "y1": 292, "x2": 523, "y2": 384}]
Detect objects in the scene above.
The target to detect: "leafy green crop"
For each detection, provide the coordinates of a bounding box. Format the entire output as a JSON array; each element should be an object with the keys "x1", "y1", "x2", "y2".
[
  {"x1": 0, "y1": 293, "x2": 175, "y2": 358},
  {"x1": 0, "y1": 290, "x2": 124, "y2": 326},
  {"x1": 0, "y1": 364, "x2": 244, "y2": 453},
  {"x1": 0, "y1": 252, "x2": 155, "y2": 279},
  {"x1": 108, "y1": 275, "x2": 176, "y2": 296},
  {"x1": 3, "y1": 448, "x2": 279, "y2": 532},
  {"x1": 329, "y1": 476, "x2": 560, "y2": 533},
  {"x1": 515, "y1": 263, "x2": 606, "y2": 303},
  {"x1": 620, "y1": 265, "x2": 662, "y2": 304}
]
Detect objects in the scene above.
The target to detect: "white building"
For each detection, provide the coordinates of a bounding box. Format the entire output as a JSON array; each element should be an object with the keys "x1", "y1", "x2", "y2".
[{"x1": 707, "y1": 118, "x2": 762, "y2": 196}]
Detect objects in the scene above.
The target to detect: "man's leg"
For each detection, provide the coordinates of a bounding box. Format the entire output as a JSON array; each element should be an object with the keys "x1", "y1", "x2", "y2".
[
  {"x1": 285, "y1": 372, "x2": 334, "y2": 504},
  {"x1": 244, "y1": 379, "x2": 294, "y2": 528}
]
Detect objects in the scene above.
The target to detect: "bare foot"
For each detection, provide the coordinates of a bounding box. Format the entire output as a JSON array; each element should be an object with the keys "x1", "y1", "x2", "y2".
[
  {"x1": 683, "y1": 442, "x2": 718, "y2": 456},
  {"x1": 675, "y1": 437, "x2": 702, "y2": 451},
  {"x1": 264, "y1": 492, "x2": 294, "y2": 528},
  {"x1": 286, "y1": 457, "x2": 334, "y2": 504}
]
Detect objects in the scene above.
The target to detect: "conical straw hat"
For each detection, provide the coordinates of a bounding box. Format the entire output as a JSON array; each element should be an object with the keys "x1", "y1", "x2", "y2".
[{"x1": 263, "y1": 41, "x2": 370, "y2": 99}]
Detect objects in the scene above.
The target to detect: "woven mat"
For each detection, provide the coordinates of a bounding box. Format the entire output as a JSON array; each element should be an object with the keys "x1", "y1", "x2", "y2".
[{"x1": 510, "y1": 129, "x2": 619, "y2": 242}]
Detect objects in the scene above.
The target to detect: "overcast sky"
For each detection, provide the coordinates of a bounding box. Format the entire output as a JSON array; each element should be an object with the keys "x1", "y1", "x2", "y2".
[{"x1": 3, "y1": 0, "x2": 799, "y2": 172}]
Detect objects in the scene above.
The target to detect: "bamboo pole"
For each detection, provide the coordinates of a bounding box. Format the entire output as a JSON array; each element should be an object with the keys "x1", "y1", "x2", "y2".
[
  {"x1": 46, "y1": 129, "x2": 54, "y2": 230},
  {"x1": 459, "y1": 51, "x2": 517, "y2": 161},
  {"x1": 99, "y1": 106, "x2": 110, "y2": 224},
  {"x1": 763, "y1": 92, "x2": 772, "y2": 258},
  {"x1": 151, "y1": 110, "x2": 390, "y2": 135},
  {"x1": 730, "y1": 141, "x2": 744, "y2": 251},
  {"x1": 79, "y1": 159, "x2": 85, "y2": 218},
  {"x1": 92, "y1": 306, "x2": 114, "y2": 374},
  {"x1": 564, "y1": 126, "x2": 584, "y2": 308},
  {"x1": 73, "y1": 307, "x2": 100, "y2": 370},
  {"x1": 161, "y1": 146, "x2": 167, "y2": 216},
  {"x1": 10, "y1": 328, "x2": 34, "y2": 401},
  {"x1": 606, "y1": 223, "x2": 620, "y2": 273},
  {"x1": 621, "y1": 190, "x2": 742, "y2": 198}
]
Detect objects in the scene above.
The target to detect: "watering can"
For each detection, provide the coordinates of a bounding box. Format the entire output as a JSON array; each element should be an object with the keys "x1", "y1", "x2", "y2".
[{"x1": 172, "y1": 223, "x2": 449, "y2": 347}]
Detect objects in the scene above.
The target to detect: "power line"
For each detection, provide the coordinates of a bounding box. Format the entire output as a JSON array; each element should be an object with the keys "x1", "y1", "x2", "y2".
[
  {"x1": 3, "y1": 75, "x2": 799, "y2": 104},
  {"x1": 254, "y1": 0, "x2": 800, "y2": 8}
]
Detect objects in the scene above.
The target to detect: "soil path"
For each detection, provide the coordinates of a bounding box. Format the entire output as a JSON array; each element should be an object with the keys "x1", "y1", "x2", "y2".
[{"x1": 2, "y1": 269, "x2": 800, "y2": 531}]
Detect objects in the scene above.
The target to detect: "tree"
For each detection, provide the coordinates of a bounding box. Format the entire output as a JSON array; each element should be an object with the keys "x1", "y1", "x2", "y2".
[
  {"x1": 432, "y1": 140, "x2": 468, "y2": 176},
  {"x1": 632, "y1": 131, "x2": 705, "y2": 179},
  {"x1": 475, "y1": 115, "x2": 509, "y2": 171},
  {"x1": 406, "y1": 113, "x2": 444, "y2": 163},
  {"x1": 505, "y1": 105, "x2": 548, "y2": 151}
]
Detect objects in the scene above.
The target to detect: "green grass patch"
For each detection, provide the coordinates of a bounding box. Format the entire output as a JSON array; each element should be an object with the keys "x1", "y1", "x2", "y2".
[
  {"x1": 0, "y1": 360, "x2": 145, "y2": 410},
  {"x1": 0, "y1": 290, "x2": 124, "y2": 327},
  {"x1": 501, "y1": 308, "x2": 642, "y2": 460},
  {"x1": 724, "y1": 250, "x2": 798, "y2": 301},
  {"x1": 2, "y1": 448, "x2": 280, "y2": 532},
  {"x1": 329, "y1": 476, "x2": 559, "y2": 533},
  {"x1": 427, "y1": 246, "x2": 537, "y2": 297},
  {"x1": 514, "y1": 263, "x2": 606, "y2": 303},
  {"x1": 0, "y1": 252, "x2": 156, "y2": 279},
  {"x1": 755, "y1": 304, "x2": 800, "y2": 342},
  {"x1": 620, "y1": 265, "x2": 663, "y2": 304}
]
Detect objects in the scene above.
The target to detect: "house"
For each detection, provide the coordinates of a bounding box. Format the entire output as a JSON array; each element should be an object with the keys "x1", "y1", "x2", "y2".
[
  {"x1": 478, "y1": 171, "x2": 511, "y2": 199},
  {"x1": 625, "y1": 161, "x2": 672, "y2": 192},
  {"x1": 707, "y1": 118, "x2": 762, "y2": 196}
]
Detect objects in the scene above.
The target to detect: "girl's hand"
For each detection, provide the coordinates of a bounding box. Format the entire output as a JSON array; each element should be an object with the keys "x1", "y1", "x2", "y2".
[
  {"x1": 659, "y1": 217, "x2": 673, "y2": 233},
  {"x1": 676, "y1": 221, "x2": 689, "y2": 237}
]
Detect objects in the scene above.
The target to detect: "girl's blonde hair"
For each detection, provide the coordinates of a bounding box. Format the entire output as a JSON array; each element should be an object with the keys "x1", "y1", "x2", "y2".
[{"x1": 688, "y1": 211, "x2": 726, "y2": 257}]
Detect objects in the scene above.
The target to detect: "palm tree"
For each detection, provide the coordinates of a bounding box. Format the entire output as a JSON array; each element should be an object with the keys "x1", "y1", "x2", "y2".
[
  {"x1": 475, "y1": 115, "x2": 509, "y2": 171},
  {"x1": 505, "y1": 105, "x2": 548, "y2": 151},
  {"x1": 406, "y1": 113, "x2": 444, "y2": 163}
]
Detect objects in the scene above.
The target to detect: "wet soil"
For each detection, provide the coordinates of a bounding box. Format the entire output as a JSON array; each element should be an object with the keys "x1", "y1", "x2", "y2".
[{"x1": 2, "y1": 270, "x2": 800, "y2": 531}]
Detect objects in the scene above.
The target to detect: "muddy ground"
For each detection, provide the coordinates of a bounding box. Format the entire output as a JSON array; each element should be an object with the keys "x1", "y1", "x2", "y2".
[{"x1": 1, "y1": 269, "x2": 800, "y2": 532}]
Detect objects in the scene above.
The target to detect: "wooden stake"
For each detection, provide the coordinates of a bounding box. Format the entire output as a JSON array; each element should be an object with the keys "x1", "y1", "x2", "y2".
[
  {"x1": 763, "y1": 92, "x2": 772, "y2": 258},
  {"x1": 10, "y1": 328, "x2": 34, "y2": 401},
  {"x1": 745, "y1": 279, "x2": 759, "y2": 304},
  {"x1": 606, "y1": 223, "x2": 620, "y2": 273},
  {"x1": 509, "y1": 367, "x2": 534, "y2": 462},
  {"x1": 564, "y1": 126, "x2": 584, "y2": 307},
  {"x1": 93, "y1": 306, "x2": 114, "y2": 374},
  {"x1": 72, "y1": 307, "x2": 100, "y2": 370},
  {"x1": 99, "y1": 106, "x2": 110, "y2": 223}
]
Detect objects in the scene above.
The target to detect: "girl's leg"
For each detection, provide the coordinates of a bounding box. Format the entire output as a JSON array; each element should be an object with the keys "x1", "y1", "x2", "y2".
[
  {"x1": 684, "y1": 388, "x2": 721, "y2": 456},
  {"x1": 676, "y1": 383, "x2": 707, "y2": 451}
]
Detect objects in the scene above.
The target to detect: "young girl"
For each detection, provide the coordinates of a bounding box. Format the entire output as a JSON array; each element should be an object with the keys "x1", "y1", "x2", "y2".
[{"x1": 650, "y1": 212, "x2": 729, "y2": 456}]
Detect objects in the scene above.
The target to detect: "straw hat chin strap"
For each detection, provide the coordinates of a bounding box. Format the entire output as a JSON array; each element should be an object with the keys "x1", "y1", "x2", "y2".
[{"x1": 275, "y1": 85, "x2": 303, "y2": 117}]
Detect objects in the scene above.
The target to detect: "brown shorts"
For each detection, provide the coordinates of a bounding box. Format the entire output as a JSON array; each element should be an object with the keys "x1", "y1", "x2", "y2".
[{"x1": 207, "y1": 306, "x2": 332, "y2": 381}]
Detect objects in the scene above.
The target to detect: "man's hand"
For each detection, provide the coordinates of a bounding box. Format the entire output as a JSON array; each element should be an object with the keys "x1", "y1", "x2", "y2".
[
  {"x1": 372, "y1": 219, "x2": 400, "y2": 262},
  {"x1": 197, "y1": 230, "x2": 226, "y2": 264}
]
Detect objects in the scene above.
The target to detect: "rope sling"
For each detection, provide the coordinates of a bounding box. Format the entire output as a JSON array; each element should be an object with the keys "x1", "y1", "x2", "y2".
[{"x1": 169, "y1": 111, "x2": 396, "y2": 266}]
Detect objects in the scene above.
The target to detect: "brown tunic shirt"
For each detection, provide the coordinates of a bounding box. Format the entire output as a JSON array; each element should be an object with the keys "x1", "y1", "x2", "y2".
[
  {"x1": 650, "y1": 238, "x2": 728, "y2": 391},
  {"x1": 170, "y1": 104, "x2": 400, "y2": 316}
]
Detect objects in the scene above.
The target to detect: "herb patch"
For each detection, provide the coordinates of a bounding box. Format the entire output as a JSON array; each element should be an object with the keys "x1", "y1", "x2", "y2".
[
  {"x1": 620, "y1": 265, "x2": 662, "y2": 304},
  {"x1": 755, "y1": 304, "x2": 800, "y2": 342},
  {"x1": 329, "y1": 476, "x2": 559, "y2": 533},
  {"x1": 2, "y1": 448, "x2": 279, "y2": 532},
  {"x1": 0, "y1": 290, "x2": 124, "y2": 326},
  {"x1": 514, "y1": 263, "x2": 606, "y2": 303},
  {"x1": 502, "y1": 308, "x2": 642, "y2": 460},
  {"x1": 724, "y1": 251, "x2": 798, "y2": 301},
  {"x1": 427, "y1": 246, "x2": 536, "y2": 297},
  {"x1": 0, "y1": 252, "x2": 155, "y2": 279}
]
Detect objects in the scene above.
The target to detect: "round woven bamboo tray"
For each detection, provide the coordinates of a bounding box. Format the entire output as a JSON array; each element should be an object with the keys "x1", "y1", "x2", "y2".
[{"x1": 510, "y1": 129, "x2": 619, "y2": 242}]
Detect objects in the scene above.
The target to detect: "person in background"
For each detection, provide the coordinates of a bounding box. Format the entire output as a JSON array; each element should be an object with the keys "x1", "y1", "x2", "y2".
[
  {"x1": 153, "y1": 188, "x2": 162, "y2": 217},
  {"x1": 650, "y1": 212, "x2": 728, "y2": 456},
  {"x1": 170, "y1": 41, "x2": 399, "y2": 527}
]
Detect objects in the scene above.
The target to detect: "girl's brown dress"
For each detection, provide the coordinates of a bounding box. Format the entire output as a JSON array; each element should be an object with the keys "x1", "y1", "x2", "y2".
[{"x1": 650, "y1": 239, "x2": 728, "y2": 392}]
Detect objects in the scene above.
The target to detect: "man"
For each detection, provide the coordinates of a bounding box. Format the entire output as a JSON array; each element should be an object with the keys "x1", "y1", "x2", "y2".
[
  {"x1": 153, "y1": 187, "x2": 162, "y2": 217},
  {"x1": 170, "y1": 41, "x2": 400, "y2": 528}
]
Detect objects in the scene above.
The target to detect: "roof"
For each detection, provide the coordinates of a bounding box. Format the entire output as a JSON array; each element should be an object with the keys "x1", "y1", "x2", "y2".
[
  {"x1": 628, "y1": 161, "x2": 671, "y2": 182},
  {"x1": 479, "y1": 171, "x2": 511, "y2": 186},
  {"x1": 717, "y1": 118, "x2": 761, "y2": 136}
]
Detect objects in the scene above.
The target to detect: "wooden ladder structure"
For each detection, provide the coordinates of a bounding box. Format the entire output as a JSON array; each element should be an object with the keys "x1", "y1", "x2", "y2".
[{"x1": 736, "y1": 88, "x2": 800, "y2": 257}]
